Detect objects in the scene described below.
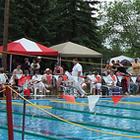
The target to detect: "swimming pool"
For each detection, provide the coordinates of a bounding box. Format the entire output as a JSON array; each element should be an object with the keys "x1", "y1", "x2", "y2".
[{"x1": 0, "y1": 97, "x2": 140, "y2": 140}]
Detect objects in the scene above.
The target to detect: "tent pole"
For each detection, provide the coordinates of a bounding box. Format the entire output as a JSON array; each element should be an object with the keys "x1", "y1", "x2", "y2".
[
  {"x1": 57, "y1": 56, "x2": 59, "y2": 64},
  {"x1": 10, "y1": 54, "x2": 12, "y2": 72},
  {"x1": 101, "y1": 58, "x2": 103, "y2": 76},
  {"x1": 60, "y1": 56, "x2": 61, "y2": 66}
]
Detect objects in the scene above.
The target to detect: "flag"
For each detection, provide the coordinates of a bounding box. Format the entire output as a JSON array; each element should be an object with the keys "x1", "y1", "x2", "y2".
[
  {"x1": 23, "y1": 89, "x2": 31, "y2": 98},
  {"x1": 110, "y1": 95, "x2": 124, "y2": 106},
  {"x1": 54, "y1": 75, "x2": 59, "y2": 81},
  {"x1": 80, "y1": 76, "x2": 85, "y2": 79},
  {"x1": 18, "y1": 76, "x2": 26, "y2": 86},
  {"x1": 46, "y1": 75, "x2": 51, "y2": 82},
  {"x1": 27, "y1": 75, "x2": 31, "y2": 81},
  {"x1": 62, "y1": 75, "x2": 68, "y2": 82},
  {"x1": 88, "y1": 95, "x2": 101, "y2": 112},
  {"x1": 95, "y1": 76, "x2": 101, "y2": 83},
  {"x1": 59, "y1": 95, "x2": 75, "y2": 103},
  {"x1": 125, "y1": 76, "x2": 130, "y2": 84},
  {"x1": 111, "y1": 76, "x2": 116, "y2": 81}
]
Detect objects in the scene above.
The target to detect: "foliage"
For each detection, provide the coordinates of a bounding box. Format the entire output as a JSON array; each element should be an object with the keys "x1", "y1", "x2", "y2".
[
  {"x1": 99, "y1": 0, "x2": 140, "y2": 57},
  {"x1": 0, "y1": 0, "x2": 102, "y2": 51}
]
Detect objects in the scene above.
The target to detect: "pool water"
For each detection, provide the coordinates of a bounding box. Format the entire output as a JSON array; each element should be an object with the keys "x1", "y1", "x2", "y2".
[{"x1": 0, "y1": 97, "x2": 140, "y2": 140}]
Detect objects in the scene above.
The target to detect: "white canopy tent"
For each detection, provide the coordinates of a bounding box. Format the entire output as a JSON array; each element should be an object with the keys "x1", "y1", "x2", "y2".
[{"x1": 109, "y1": 55, "x2": 134, "y2": 64}]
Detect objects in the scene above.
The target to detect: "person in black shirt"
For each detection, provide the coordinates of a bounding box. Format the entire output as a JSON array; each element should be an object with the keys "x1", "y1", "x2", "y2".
[{"x1": 22, "y1": 58, "x2": 31, "y2": 74}]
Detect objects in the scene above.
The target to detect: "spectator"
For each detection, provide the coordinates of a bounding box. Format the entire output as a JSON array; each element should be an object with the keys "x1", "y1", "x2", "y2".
[
  {"x1": 22, "y1": 58, "x2": 31, "y2": 74},
  {"x1": 121, "y1": 76, "x2": 128, "y2": 94},
  {"x1": 41, "y1": 68, "x2": 53, "y2": 94},
  {"x1": 130, "y1": 78, "x2": 139, "y2": 94},
  {"x1": 37, "y1": 56, "x2": 46, "y2": 74},
  {"x1": 53, "y1": 63, "x2": 64, "y2": 95},
  {"x1": 0, "y1": 68, "x2": 6, "y2": 98},
  {"x1": 115, "y1": 60, "x2": 127, "y2": 74},
  {"x1": 9, "y1": 74, "x2": 19, "y2": 99},
  {"x1": 90, "y1": 71, "x2": 101, "y2": 95},
  {"x1": 88, "y1": 67, "x2": 95, "y2": 75},
  {"x1": 102, "y1": 61, "x2": 111, "y2": 76},
  {"x1": 106, "y1": 71, "x2": 117, "y2": 86},
  {"x1": 53, "y1": 63, "x2": 63, "y2": 75},
  {"x1": 132, "y1": 58, "x2": 140, "y2": 75},
  {"x1": 31, "y1": 58, "x2": 40, "y2": 75},
  {"x1": 31, "y1": 70, "x2": 43, "y2": 95},
  {"x1": 111, "y1": 60, "x2": 117, "y2": 73},
  {"x1": 13, "y1": 64, "x2": 23, "y2": 75}
]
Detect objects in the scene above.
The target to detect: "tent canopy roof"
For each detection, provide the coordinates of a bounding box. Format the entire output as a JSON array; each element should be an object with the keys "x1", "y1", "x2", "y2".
[
  {"x1": 50, "y1": 42, "x2": 102, "y2": 58},
  {"x1": 0, "y1": 38, "x2": 58, "y2": 56},
  {"x1": 109, "y1": 55, "x2": 134, "y2": 64}
]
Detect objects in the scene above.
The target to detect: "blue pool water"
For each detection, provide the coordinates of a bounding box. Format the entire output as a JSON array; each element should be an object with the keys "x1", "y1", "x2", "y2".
[{"x1": 0, "y1": 97, "x2": 140, "y2": 140}]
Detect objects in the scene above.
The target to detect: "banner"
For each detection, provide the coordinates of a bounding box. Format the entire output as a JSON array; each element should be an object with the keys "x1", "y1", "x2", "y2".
[
  {"x1": 95, "y1": 76, "x2": 101, "y2": 83},
  {"x1": 59, "y1": 95, "x2": 75, "y2": 103},
  {"x1": 110, "y1": 95, "x2": 124, "y2": 106},
  {"x1": 46, "y1": 75, "x2": 51, "y2": 82},
  {"x1": 18, "y1": 76, "x2": 26, "y2": 86},
  {"x1": 62, "y1": 75, "x2": 68, "y2": 82},
  {"x1": 27, "y1": 75, "x2": 31, "y2": 81},
  {"x1": 88, "y1": 95, "x2": 101, "y2": 112},
  {"x1": 111, "y1": 76, "x2": 116, "y2": 81},
  {"x1": 80, "y1": 76, "x2": 85, "y2": 79}
]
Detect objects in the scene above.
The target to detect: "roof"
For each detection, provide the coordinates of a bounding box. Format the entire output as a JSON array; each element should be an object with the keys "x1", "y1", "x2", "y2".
[
  {"x1": 50, "y1": 42, "x2": 102, "y2": 58},
  {"x1": 0, "y1": 38, "x2": 58, "y2": 56}
]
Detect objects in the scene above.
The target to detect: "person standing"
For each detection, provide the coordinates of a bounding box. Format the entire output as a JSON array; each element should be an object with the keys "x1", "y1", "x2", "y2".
[
  {"x1": 37, "y1": 56, "x2": 46, "y2": 74},
  {"x1": 72, "y1": 58, "x2": 86, "y2": 97},
  {"x1": 132, "y1": 58, "x2": 140, "y2": 75},
  {"x1": 22, "y1": 58, "x2": 31, "y2": 74},
  {"x1": 13, "y1": 64, "x2": 23, "y2": 75},
  {"x1": 31, "y1": 58, "x2": 40, "y2": 75},
  {"x1": 53, "y1": 63, "x2": 64, "y2": 95}
]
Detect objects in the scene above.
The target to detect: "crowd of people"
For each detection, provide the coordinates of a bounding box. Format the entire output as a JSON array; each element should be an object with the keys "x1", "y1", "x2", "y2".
[{"x1": 0, "y1": 57, "x2": 140, "y2": 99}]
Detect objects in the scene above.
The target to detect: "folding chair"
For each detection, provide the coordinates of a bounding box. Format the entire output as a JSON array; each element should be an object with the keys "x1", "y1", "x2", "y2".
[{"x1": 102, "y1": 76, "x2": 122, "y2": 96}]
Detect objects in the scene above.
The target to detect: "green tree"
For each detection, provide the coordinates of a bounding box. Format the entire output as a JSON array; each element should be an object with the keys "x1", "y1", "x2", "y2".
[
  {"x1": 0, "y1": 0, "x2": 55, "y2": 46},
  {"x1": 99, "y1": 0, "x2": 140, "y2": 56},
  {"x1": 49, "y1": 0, "x2": 102, "y2": 50},
  {"x1": 0, "y1": 0, "x2": 102, "y2": 51}
]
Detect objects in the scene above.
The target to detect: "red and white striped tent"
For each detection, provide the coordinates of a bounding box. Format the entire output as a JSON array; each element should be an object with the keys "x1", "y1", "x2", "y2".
[{"x1": 0, "y1": 38, "x2": 58, "y2": 56}]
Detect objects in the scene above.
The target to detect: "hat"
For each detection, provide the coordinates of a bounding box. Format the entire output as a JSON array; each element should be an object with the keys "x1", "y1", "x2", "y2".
[
  {"x1": 45, "y1": 68, "x2": 50, "y2": 71},
  {"x1": 37, "y1": 56, "x2": 41, "y2": 59}
]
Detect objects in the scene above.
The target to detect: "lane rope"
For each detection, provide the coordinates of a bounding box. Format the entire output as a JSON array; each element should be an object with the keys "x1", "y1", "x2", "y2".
[
  {"x1": 5, "y1": 85, "x2": 140, "y2": 138},
  {"x1": 1, "y1": 101, "x2": 140, "y2": 121},
  {"x1": 0, "y1": 109, "x2": 140, "y2": 135}
]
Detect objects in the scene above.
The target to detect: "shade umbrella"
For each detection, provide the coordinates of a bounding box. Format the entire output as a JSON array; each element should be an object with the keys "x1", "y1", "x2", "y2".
[
  {"x1": 0, "y1": 38, "x2": 58, "y2": 71},
  {"x1": 0, "y1": 38, "x2": 58, "y2": 56},
  {"x1": 50, "y1": 41, "x2": 103, "y2": 73},
  {"x1": 50, "y1": 42, "x2": 102, "y2": 58}
]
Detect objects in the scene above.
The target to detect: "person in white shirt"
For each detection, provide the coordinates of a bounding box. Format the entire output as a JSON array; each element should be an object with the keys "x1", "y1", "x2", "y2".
[
  {"x1": 72, "y1": 58, "x2": 86, "y2": 97},
  {"x1": 40, "y1": 68, "x2": 53, "y2": 94},
  {"x1": 90, "y1": 71, "x2": 101, "y2": 95},
  {"x1": 31, "y1": 70, "x2": 43, "y2": 94},
  {"x1": 106, "y1": 71, "x2": 117, "y2": 86},
  {"x1": 0, "y1": 68, "x2": 6, "y2": 98}
]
